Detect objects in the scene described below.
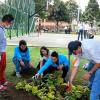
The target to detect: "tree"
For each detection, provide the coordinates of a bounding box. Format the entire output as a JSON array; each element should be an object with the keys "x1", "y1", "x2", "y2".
[
  {"x1": 34, "y1": 0, "x2": 48, "y2": 19},
  {"x1": 82, "y1": 0, "x2": 100, "y2": 23},
  {"x1": 65, "y1": 0, "x2": 78, "y2": 22},
  {"x1": 48, "y1": 0, "x2": 70, "y2": 32}
]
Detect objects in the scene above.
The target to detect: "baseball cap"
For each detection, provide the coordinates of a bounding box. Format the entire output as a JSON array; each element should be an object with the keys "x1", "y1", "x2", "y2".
[{"x1": 68, "y1": 41, "x2": 81, "y2": 55}]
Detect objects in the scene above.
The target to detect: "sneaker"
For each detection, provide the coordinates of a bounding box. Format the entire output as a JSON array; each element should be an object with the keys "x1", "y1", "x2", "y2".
[
  {"x1": 16, "y1": 72, "x2": 21, "y2": 78},
  {"x1": 83, "y1": 63, "x2": 89, "y2": 70},
  {"x1": 3, "y1": 81, "x2": 8, "y2": 86},
  {"x1": 0, "y1": 85, "x2": 7, "y2": 91}
]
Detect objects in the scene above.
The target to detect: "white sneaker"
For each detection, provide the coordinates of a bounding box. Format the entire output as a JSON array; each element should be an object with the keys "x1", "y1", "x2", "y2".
[
  {"x1": 83, "y1": 63, "x2": 89, "y2": 70},
  {"x1": 16, "y1": 72, "x2": 21, "y2": 78},
  {"x1": 3, "y1": 81, "x2": 8, "y2": 86}
]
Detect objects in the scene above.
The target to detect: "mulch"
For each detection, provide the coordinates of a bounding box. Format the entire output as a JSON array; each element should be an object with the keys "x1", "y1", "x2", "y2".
[{"x1": 0, "y1": 83, "x2": 40, "y2": 100}]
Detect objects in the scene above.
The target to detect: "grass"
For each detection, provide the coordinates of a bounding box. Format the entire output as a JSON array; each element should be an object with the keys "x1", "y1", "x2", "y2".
[{"x1": 6, "y1": 46, "x2": 88, "y2": 85}]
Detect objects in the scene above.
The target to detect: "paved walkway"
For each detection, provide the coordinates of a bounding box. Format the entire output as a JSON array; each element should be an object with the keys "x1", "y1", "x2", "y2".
[{"x1": 7, "y1": 32, "x2": 100, "y2": 48}]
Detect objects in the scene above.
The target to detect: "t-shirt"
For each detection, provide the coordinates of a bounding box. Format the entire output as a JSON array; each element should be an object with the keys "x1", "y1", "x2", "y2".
[
  {"x1": 0, "y1": 26, "x2": 6, "y2": 52},
  {"x1": 73, "y1": 39, "x2": 100, "y2": 67},
  {"x1": 38, "y1": 54, "x2": 70, "y2": 74},
  {"x1": 40, "y1": 50, "x2": 52, "y2": 61}
]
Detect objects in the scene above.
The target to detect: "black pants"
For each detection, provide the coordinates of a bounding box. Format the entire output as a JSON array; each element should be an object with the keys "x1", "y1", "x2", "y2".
[
  {"x1": 37, "y1": 59, "x2": 46, "y2": 70},
  {"x1": 43, "y1": 65, "x2": 69, "y2": 79}
]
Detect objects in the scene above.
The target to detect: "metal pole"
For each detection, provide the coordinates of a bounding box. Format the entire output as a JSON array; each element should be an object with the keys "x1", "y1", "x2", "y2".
[
  {"x1": 77, "y1": 7, "x2": 80, "y2": 23},
  {"x1": 28, "y1": 13, "x2": 30, "y2": 34}
]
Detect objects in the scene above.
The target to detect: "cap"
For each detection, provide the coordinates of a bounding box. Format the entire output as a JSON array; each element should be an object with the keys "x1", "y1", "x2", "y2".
[{"x1": 68, "y1": 41, "x2": 81, "y2": 55}]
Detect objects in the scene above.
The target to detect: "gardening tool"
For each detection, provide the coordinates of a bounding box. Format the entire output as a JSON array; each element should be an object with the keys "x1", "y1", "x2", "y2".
[{"x1": 27, "y1": 75, "x2": 38, "y2": 83}]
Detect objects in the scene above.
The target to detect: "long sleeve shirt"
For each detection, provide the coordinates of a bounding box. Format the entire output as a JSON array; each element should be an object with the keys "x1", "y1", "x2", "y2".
[
  {"x1": 0, "y1": 26, "x2": 6, "y2": 52},
  {"x1": 38, "y1": 54, "x2": 70, "y2": 74},
  {"x1": 13, "y1": 47, "x2": 30, "y2": 61}
]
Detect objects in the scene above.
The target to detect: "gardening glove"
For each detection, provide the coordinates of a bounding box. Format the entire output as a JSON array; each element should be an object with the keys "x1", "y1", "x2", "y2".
[
  {"x1": 32, "y1": 73, "x2": 40, "y2": 79},
  {"x1": 66, "y1": 81, "x2": 73, "y2": 92},
  {"x1": 27, "y1": 74, "x2": 39, "y2": 83}
]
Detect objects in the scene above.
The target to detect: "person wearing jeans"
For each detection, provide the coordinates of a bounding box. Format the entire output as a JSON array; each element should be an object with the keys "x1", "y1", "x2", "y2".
[
  {"x1": 86, "y1": 62, "x2": 100, "y2": 100},
  {"x1": 33, "y1": 51, "x2": 70, "y2": 82},
  {"x1": 12, "y1": 40, "x2": 34, "y2": 78},
  {"x1": 67, "y1": 40, "x2": 100, "y2": 100}
]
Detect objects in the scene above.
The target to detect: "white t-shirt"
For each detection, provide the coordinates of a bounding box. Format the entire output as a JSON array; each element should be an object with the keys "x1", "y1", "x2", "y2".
[
  {"x1": 73, "y1": 39, "x2": 100, "y2": 67},
  {"x1": 40, "y1": 50, "x2": 52, "y2": 61}
]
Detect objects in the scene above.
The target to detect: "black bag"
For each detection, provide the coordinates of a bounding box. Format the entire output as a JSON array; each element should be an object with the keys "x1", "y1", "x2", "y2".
[{"x1": 89, "y1": 34, "x2": 94, "y2": 39}]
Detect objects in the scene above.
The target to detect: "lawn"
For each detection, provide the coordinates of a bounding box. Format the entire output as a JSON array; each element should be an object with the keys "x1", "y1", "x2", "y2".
[{"x1": 6, "y1": 46, "x2": 88, "y2": 85}]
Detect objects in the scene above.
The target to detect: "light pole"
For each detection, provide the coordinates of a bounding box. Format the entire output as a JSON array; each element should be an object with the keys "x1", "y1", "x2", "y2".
[{"x1": 77, "y1": 7, "x2": 80, "y2": 23}]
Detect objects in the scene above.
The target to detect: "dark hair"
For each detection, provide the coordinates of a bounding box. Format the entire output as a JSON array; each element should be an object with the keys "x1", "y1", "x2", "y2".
[
  {"x1": 51, "y1": 51, "x2": 58, "y2": 58},
  {"x1": 68, "y1": 40, "x2": 82, "y2": 55},
  {"x1": 19, "y1": 40, "x2": 27, "y2": 52},
  {"x1": 40, "y1": 46, "x2": 49, "y2": 57},
  {"x1": 2, "y1": 14, "x2": 14, "y2": 22},
  {"x1": 19, "y1": 40, "x2": 27, "y2": 46}
]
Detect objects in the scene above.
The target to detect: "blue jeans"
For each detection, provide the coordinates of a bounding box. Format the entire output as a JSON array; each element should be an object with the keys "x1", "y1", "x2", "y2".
[
  {"x1": 13, "y1": 58, "x2": 33, "y2": 73},
  {"x1": 78, "y1": 29, "x2": 84, "y2": 41},
  {"x1": 87, "y1": 62, "x2": 100, "y2": 100}
]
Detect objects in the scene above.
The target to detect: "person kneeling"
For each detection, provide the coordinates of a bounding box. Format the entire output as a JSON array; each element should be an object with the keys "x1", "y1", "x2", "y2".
[
  {"x1": 12, "y1": 40, "x2": 34, "y2": 78},
  {"x1": 33, "y1": 51, "x2": 70, "y2": 82}
]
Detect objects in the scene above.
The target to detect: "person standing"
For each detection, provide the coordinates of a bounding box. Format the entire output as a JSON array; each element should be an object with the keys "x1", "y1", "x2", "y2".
[
  {"x1": 37, "y1": 20, "x2": 42, "y2": 37},
  {"x1": 0, "y1": 14, "x2": 14, "y2": 90},
  {"x1": 77, "y1": 22, "x2": 84, "y2": 41},
  {"x1": 64, "y1": 26, "x2": 68, "y2": 34}
]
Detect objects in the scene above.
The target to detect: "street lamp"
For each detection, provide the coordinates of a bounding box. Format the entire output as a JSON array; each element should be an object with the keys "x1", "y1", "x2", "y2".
[{"x1": 77, "y1": 7, "x2": 80, "y2": 23}]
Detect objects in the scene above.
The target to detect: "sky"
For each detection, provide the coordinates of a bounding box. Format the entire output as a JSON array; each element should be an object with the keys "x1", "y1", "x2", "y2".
[{"x1": 61, "y1": 0, "x2": 100, "y2": 11}]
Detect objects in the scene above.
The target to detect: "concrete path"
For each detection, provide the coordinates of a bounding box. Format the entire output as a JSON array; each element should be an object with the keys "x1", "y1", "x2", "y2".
[{"x1": 7, "y1": 32, "x2": 100, "y2": 48}]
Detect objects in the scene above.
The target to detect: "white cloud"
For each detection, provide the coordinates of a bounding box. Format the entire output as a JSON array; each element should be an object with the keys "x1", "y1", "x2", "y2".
[{"x1": 0, "y1": 0, "x2": 5, "y2": 3}]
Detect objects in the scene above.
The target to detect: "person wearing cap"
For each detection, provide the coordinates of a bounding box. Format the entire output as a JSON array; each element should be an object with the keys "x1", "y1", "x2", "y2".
[
  {"x1": 67, "y1": 39, "x2": 100, "y2": 100},
  {"x1": 12, "y1": 40, "x2": 34, "y2": 78},
  {"x1": 0, "y1": 14, "x2": 14, "y2": 90},
  {"x1": 33, "y1": 51, "x2": 70, "y2": 82}
]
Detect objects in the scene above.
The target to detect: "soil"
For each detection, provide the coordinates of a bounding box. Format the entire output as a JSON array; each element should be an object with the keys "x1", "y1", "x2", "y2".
[
  {"x1": 0, "y1": 86, "x2": 40, "y2": 100},
  {"x1": 0, "y1": 69, "x2": 40, "y2": 100}
]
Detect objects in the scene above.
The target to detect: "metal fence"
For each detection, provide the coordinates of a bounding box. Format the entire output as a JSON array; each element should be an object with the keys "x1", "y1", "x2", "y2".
[{"x1": 0, "y1": 0, "x2": 35, "y2": 39}]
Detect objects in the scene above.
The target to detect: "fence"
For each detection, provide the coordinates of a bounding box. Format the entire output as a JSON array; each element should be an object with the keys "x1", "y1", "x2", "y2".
[{"x1": 0, "y1": 0, "x2": 35, "y2": 39}]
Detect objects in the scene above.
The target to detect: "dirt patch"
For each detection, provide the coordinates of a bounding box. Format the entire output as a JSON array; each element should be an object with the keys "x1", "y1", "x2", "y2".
[{"x1": 0, "y1": 86, "x2": 40, "y2": 100}]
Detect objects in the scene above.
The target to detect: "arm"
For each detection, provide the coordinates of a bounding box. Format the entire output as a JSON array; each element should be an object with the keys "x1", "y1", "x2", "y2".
[
  {"x1": 37, "y1": 58, "x2": 51, "y2": 75},
  {"x1": 14, "y1": 48, "x2": 25, "y2": 66},
  {"x1": 67, "y1": 57, "x2": 80, "y2": 91},
  {"x1": 26, "y1": 48, "x2": 30, "y2": 61},
  {"x1": 14, "y1": 48, "x2": 22, "y2": 61},
  {"x1": 40, "y1": 61, "x2": 43, "y2": 68},
  {"x1": 69, "y1": 67, "x2": 78, "y2": 83},
  {"x1": 83, "y1": 63, "x2": 100, "y2": 80},
  {"x1": 89, "y1": 63, "x2": 100, "y2": 74},
  {"x1": 58, "y1": 56, "x2": 70, "y2": 70}
]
